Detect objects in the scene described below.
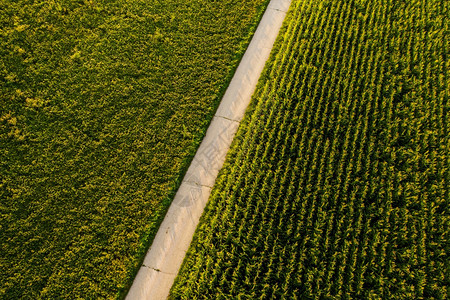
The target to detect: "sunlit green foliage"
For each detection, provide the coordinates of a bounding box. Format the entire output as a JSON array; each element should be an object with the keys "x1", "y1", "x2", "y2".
[
  {"x1": 0, "y1": 0, "x2": 269, "y2": 297},
  {"x1": 171, "y1": 0, "x2": 449, "y2": 298}
]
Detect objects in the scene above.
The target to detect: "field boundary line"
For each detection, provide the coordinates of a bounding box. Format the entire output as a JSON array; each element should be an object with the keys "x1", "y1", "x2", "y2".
[{"x1": 126, "y1": 0, "x2": 291, "y2": 298}]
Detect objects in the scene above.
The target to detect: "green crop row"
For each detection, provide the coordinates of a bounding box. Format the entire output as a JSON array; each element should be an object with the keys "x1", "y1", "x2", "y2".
[
  {"x1": 171, "y1": 0, "x2": 449, "y2": 298},
  {"x1": 0, "y1": 0, "x2": 269, "y2": 298}
]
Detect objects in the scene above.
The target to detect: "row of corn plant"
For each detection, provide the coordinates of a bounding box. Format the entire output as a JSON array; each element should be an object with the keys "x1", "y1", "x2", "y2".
[{"x1": 171, "y1": 0, "x2": 448, "y2": 298}]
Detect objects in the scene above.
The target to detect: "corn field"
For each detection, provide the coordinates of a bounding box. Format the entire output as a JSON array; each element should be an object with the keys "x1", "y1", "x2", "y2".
[{"x1": 171, "y1": 0, "x2": 449, "y2": 298}]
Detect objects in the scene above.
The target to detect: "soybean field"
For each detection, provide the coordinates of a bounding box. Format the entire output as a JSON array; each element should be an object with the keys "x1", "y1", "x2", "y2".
[
  {"x1": 0, "y1": 0, "x2": 269, "y2": 298},
  {"x1": 171, "y1": 0, "x2": 449, "y2": 298}
]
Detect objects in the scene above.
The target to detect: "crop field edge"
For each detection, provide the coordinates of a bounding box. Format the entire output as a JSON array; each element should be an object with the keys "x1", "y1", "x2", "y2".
[
  {"x1": 117, "y1": 0, "x2": 272, "y2": 298},
  {"x1": 167, "y1": 2, "x2": 298, "y2": 295}
]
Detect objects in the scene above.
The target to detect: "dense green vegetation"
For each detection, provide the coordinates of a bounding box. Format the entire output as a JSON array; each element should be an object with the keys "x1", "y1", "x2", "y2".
[
  {"x1": 171, "y1": 0, "x2": 449, "y2": 298},
  {"x1": 0, "y1": 0, "x2": 269, "y2": 297}
]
